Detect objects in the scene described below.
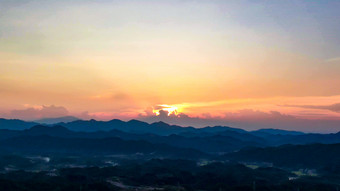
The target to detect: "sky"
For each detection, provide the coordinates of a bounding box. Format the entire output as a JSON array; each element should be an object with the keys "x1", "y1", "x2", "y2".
[{"x1": 1, "y1": 0, "x2": 340, "y2": 132}]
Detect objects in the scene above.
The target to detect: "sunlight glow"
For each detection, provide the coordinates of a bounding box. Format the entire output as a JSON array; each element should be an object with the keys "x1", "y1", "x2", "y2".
[{"x1": 153, "y1": 104, "x2": 182, "y2": 116}]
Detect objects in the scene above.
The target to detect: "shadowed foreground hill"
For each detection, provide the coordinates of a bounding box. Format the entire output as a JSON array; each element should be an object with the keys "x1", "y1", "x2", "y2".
[
  {"x1": 0, "y1": 135, "x2": 207, "y2": 159},
  {"x1": 0, "y1": 135, "x2": 208, "y2": 159}
]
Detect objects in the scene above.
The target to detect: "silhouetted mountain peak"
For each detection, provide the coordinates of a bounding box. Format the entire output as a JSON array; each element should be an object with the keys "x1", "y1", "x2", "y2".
[
  {"x1": 26, "y1": 125, "x2": 70, "y2": 134},
  {"x1": 107, "y1": 119, "x2": 121, "y2": 122},
  {"x1": 128, "y1": 119, "x2": 148, "y2": 125},
  {"x1": 200, "y1": 125, "x2": 247, "y2": 133},
  {"x1": 151, "y1": 121, "x2": 169, "y2": 126},
  {"x1": 252, "y1": 128, "x2": 304, "y2": 135},
  {"x1": 27, "y1": 124, "x2": 47, "y2": 130}
]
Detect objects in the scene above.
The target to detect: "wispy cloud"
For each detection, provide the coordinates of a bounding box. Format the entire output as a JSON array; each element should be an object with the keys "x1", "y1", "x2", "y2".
[
  {"x1": 281, "y1": 103, "x2": 340, "y2": 113},
  {"x1": 325, "y1": 57, "x2": 340, "y2": 63}
]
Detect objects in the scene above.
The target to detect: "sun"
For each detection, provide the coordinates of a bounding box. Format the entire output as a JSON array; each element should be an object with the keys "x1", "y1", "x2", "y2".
[{"x1": 153, "y1": 104, "x2": 182, "y2": 116}]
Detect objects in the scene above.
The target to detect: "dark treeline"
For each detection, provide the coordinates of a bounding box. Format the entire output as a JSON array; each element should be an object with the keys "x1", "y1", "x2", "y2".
[{"x1": 2, "y1": 159, "x2": 340, "y2": 191}]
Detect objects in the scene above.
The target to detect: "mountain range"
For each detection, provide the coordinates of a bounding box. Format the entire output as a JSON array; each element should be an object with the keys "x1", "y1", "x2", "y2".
[
  {"x1": 0, "y1": 117, "x2": 296, "y2": 135},
  {"x1": 1, "y1": 118, "x2": 340, "y2": 155}
]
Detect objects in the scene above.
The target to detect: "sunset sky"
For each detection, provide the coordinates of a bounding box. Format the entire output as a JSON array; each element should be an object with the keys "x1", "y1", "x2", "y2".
[{"x1": 1, "y1": 0, "x2": 340, "y2": 132}]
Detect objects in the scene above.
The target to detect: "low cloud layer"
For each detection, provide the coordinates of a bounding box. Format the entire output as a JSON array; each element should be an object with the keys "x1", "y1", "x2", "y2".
[
  {"x1": 3, "y1": 105, "x2": 69, "y2": 120},
  {"x1": 139, "y1": 109, "x2": 340, "y2": 133}
]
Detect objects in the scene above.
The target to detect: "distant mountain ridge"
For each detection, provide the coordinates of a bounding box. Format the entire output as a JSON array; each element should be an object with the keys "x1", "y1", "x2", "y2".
[
  {"x1": 34, "y1": 116, "x2": 79, "y2": 124},
  {"x1": 0, "y1": 118, "x2": 306, "y2": 136},
  {"x1": 0, "y1": 117, "x2": 248, "y2": 135}
]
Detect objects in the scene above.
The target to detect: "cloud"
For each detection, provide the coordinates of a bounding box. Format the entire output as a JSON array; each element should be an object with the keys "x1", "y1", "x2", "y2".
[
  {"x1": 281, "y1": 103, "x2": 340, "y2": 113},
  {"x1": 6, "y1": 105, "x2": 69, "y2": 120},
  {"x1": 139, "y1": 108, "x2": 296, "y2": 127}
]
